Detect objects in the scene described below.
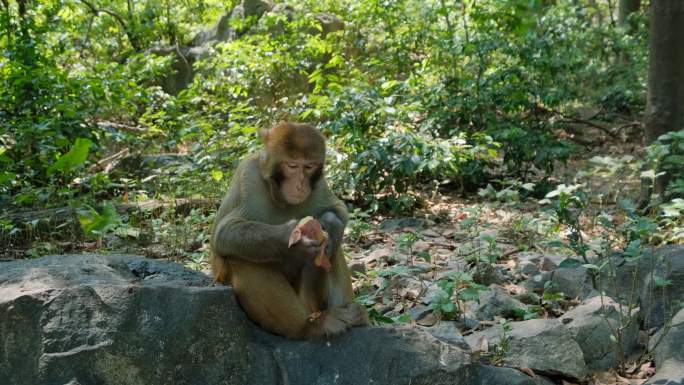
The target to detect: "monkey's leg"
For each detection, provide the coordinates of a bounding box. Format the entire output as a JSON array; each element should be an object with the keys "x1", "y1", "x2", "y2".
[
  {"x1": 324, "y1": 253, "x2": 369, "y2": 327},
  {"x1": 211, "y1": 254, "x2": 232, "y2": 283},
  {"x1": 230, "y1": 261, "x2": 351, "y2": 339}
]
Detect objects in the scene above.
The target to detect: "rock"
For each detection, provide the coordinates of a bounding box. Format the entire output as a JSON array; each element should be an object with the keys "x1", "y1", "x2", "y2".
[
  {"x1": 650, "y1": 307, "x2": 684, "y2": 381},
  {"x1": 473, "y1": 263, "x2": 506, "y2": 285},
  {"x1": 514, "y1": 292, "x2": 541, "y2": 306},
  {"x1": 258, "y1": 326, "x2": 470, "y2": 385},
  {"x1": 465, "y1": 318, "x2": 587, "y2": 381},
  {"x1": 523, "y1": 271, "x2": 552, "y2": 293},
  {"x1": 420, "y1": 321, "x2": 471, "y2": 351},
  {"x1": 464, "y1": 364, "x2": 555, "y2": 385},
  {"x1": 315, "y1": 12, "x2": 345, "y2": 35},
  {"x1": 191, "y1": 12, "x2": 232, "y2": 46},
  {"x1": 539, "y1": 254, "x2": 568, "y2": 271},
  {"x1": 516, "y1": 252, "x2": 543, "y2": 265},
  {"x1": 1, "y1": 254, "x2": 538, "y2": 385},
  {"x1": 561, "y1": 296, "x2": 640, "y2": 372},
  {"x1": 257, "y1": 3, "x2": 295, "y2": 36},
  {"x1": 379, "y1": 217, "x2": 426, "y2": 231},
  {"x1": 644, "y1": 359, "x2": 684, "y2": 385},
  {"x1": 550, "y1": 266, "x2": 596, "y2": 299},
  {"x1": 639, "y1": 245, "x2": 684, "y2": 328},
  {"x1": 519, "y1": 261, "x2": 540, "y2": 276},
  {"x1": 475, "y1": 285, "x2": 527, "y2": 320},
  {"x1": 600, "y1": 245, "x2": 684, "y2": 328},
  {"x1": 0, "y1": 254, "x2": 255, "y2": 385},
  {"x1": 409, "y1": 304, "x2": 432, "y2": 321},
  {"x1": 349, "y1": 261, "x2": 366, "y2": 276}
]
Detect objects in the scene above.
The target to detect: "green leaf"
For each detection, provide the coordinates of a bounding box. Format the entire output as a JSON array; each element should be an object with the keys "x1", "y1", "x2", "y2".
[
  {"x1": 441, "y1": 302, "x2": 456, "y2": 314},
  {"x1": 48, "y1": 138, "x2": 93, "y2": 176},
  {"x1": 79, "y1": 203, "x2": 121, "y2": 238},
  {"x1": 211, "y1": 169, "x2": 224, "y2": 181}
]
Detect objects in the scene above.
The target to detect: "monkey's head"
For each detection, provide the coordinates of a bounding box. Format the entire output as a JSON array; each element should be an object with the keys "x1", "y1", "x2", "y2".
[{"x1": 259, "y1": 122, "x2": 326, "y2": 205}]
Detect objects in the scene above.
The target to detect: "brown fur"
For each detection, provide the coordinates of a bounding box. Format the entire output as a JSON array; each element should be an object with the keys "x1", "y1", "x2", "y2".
[{"x1": 210, "y1": 122, "x2": 368, "y2": 339}]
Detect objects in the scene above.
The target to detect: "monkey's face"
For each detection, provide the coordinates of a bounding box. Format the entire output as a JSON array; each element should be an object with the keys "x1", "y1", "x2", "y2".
[{"x1": 277, "y1": 158, "x2": 322, "y2": 205}]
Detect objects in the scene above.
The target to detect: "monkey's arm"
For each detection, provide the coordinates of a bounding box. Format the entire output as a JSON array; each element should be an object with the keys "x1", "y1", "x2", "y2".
[
  {"x1": 211, "y1": 211, "x2": 292, "y2": 262},
  {"x1": 313, "y1": 180, "x2": 349, "y2": 257}
]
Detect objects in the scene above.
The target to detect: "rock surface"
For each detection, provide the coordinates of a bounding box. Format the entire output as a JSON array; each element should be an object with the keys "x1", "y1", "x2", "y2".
[
  {"x1": 465, "y1": 318, "x2": 587, "y2": 381},
  {"x1": 647, "y1": 307, "x2": 684, "y2": 385},
  {"x1": 600, "y1": 245, "x2": 684, "y2": 328},
  {"x1": 561, "y1": 296, "x2": 640, "y2": 372},
  {"x1": 475, "y1": 284, "x2": 526, "y2": 320},
  {"x1": 550, "y1": 265, "x2": 596, "y2": 299},
  {"x1": 0, "y1": 254, "x2": 542, "y2": 385}
]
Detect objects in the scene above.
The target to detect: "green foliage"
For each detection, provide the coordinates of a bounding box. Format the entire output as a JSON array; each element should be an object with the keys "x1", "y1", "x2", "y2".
[
  {"x1": 1, "y1": 0, "x2": 652, "y2": 255},
  {"x1": 47, "y1": 138, "x2": 93, "y2": 176},
  {"x1": 428, "y1": 272, "x2": 487, "y2": 320},
  {"x1": 78, "y1": 203, "x2": 122, "y2": 239},
  {"x1": 647, "y1": 129, "x2": 684, "y2": 199}
]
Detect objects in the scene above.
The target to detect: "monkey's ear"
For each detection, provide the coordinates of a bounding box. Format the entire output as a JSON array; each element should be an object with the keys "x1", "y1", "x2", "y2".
[{"x1": 259, "y1": 128, "x2": 271, "y2": 143}]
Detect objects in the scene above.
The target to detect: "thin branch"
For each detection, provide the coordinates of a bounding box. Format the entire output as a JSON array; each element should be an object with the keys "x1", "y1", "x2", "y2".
[{"x1": 77, "y1": 0, "x2": 141, "y2": 50}]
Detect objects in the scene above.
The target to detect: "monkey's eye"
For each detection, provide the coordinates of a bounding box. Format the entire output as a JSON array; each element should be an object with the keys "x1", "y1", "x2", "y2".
[
  {"x1": 304, "y1": 165, "x2": 315, "y2": 171},
  {"x1": 287, "y1": 163, "x2": 299, "y2": 170}
]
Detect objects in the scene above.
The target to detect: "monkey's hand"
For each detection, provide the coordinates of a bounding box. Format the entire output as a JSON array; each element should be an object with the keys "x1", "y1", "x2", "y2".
[
  {"x1": 283, "y1": 220, "x2": 323, "y2": 260},
  {"x1": 319, "y1": 212, "x2": 344, "y2": 257}
]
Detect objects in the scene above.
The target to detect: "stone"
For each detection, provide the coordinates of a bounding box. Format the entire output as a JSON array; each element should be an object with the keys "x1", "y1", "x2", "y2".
[
  {"x1": 539, "y1": 254, "x2": 568, "y2": 271},
  {"x1": 600, "y1": 245, "x2": 684, "y2": 328},
  {"x1": 379, "y1": 217, "x2": 426, "y2": 231},
  {"x1": 650, "y1": 307, "x2": 684, "y2": 381},
  {"x1": 639, "y1": 246, "x2": 684, "y2": 328},
  {"x1": 550, "y1": 266, "x2": 596, "y2": 299},
  {"x1": 0, "y1": 254, "x2": 254, "y2": 385},
  {"x1": 465, "y1": 318, "x2": 587, "y2": 381},
  {"x1": 0, "y1": 254, "x2": 542, "y2": 385},
  {"x1": 420, "y1": 321, "x2": 471, "y2": 351},
  {"x1": 473, "y1": 263, "x2": 507, "y2": 285},
  {"x1": 561, "y1": 296, "x2": 640, "y2": 372},
  {"x1": 523, "y1": 271, "x2": 552, "y2": 293},
  {"x1": 519, "y1": 261, "x2": 540, "y2": 276},
  {"x1": 315, "y1": 12, "x2": 344, "y2": 35},
  {"x1": 463, "y1": 364, "x2": 555, "y2": 385},
  {"x1": 514, "y1": 292, "x2": 541, "y2": 306},
  {"x1": 475, "y1": 285, "x2": 527, "y2": 320}
]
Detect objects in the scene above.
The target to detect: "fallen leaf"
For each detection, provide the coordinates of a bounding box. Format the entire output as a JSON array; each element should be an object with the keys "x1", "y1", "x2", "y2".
[
  {"x1": 475, "y1": 336, "x2": 489, "y2": 353},
  {"x1": 519, "y1": 367, "x2": 536, "y2": 378},
  {"x1": 416, "y1": 311, "x2": 439, "y2": 326}
]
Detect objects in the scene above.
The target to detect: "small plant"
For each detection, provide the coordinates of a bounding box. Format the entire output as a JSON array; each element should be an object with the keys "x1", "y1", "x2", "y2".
[
  {"x1": 77, "y1": 203, "x2": 122, "y2": 241},
  {"x1": 346, "y1": 208, "x2": 372, "y2": 242},
  {"x1": 428, "y1": 272, "x2": 487, "y2": 321},
  {"x1": 395, "y1": 231, "x2": 420, "y2": 265},
  {"x1": 492, "y1": 319, "x2": 512, "y2": 364}
]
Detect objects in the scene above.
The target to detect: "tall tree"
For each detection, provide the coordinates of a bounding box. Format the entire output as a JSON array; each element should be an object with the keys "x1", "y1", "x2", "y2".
[{"x1": 644, "y1": 1, "x2": 684, "y2": 200}]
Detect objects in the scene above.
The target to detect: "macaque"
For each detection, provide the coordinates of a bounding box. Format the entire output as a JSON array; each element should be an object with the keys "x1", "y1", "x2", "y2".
[{"x1": 210, "y1": 122, "x2": 368, "y2": 339}]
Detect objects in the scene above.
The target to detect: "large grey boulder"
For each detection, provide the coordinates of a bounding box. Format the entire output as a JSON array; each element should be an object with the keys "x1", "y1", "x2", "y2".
[
  {"x1": 646, "y1": 307, "x2": 684, "y2": 385},
  {"x1": 0, "y1": 255, "x2": 255, "y2": 385},
  {"x1": 0, "y1": 254, "x2": 537, "y2": 385},
  {"x1": 465, "y1": 318, "x2": 587, "y2": 381},
  {"x1": 600, "y1": 245, "x2": 684, "y2": 328},
  {"x1": 561, "y1": 296, "x2": 640, "y2": 372}
]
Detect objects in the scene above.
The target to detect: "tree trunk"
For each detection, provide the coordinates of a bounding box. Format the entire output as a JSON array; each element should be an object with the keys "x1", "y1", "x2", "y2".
[
  {"x1": 618, "y1": 0, "x2": 640, "y2": 30},
  {"x1": 643, "y1": 0, "x2": 684, "y2": 201}
]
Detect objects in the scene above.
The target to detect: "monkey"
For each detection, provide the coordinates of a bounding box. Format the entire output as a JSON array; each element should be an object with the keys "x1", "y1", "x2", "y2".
[{"x1": 210, "y1": 122, "x2": 368, "y2": 339}]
